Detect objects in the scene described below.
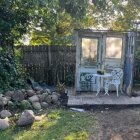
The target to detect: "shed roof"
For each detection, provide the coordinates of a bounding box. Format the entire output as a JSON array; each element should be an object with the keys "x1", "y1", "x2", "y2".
[{"x1": 74, "y1": 29, "x2": 138, "y2": 34}]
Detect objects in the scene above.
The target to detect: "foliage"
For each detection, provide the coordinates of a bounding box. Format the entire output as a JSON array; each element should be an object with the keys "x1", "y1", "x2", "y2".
[
  {"x1": 0, "y1": 0, "x2": 37, "y2": 91},
  {"x1": 0, "y1": 0, "x2": 35, "y2": 46},
  {"x1": 1, "y1": 0, "x2": 140, "y2": 45},
  {"x1": 56, "y1": 82, "x2": 65, "y2": 94},
  {"x1": 20, "y1": 100, "x2": 32, "y2": 110},
  {"x1": 0, "y1": 109, "x2": 98, "y2": 140},
  {"x1": 59, "y1": 0, "x2": 89, "y2": 19},
  {"x1": 110, "y1": 1, "x2": 140, "y2": 31},
  {"x1": 0, "y1": 47, "x2": 27, "y2": 93},
  {"x1": 92, "y1": 0, "x2": 140, "y2": 30},
  {"x1": 29, "y1": 0, "x2": 95, "y2": 45},
  {"x1": 65, "y1": 72, "x2": 75, "y2": 86},
  {"x1": 28, "y1": 0, "x2": 140, "y2": 45}
]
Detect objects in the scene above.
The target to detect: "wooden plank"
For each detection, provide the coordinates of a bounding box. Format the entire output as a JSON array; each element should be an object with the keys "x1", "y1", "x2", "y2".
[{"x1": 125, "y1": 33, "x2": 136, "y2": 95}]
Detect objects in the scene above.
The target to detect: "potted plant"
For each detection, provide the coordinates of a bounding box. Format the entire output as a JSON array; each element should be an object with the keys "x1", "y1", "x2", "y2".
[
  {"x1": 56, "y1": 82, "x2": 68, "y2": 106},
  {"x1": 97, "y1": 69, "x2": 106, "y2": 75}
]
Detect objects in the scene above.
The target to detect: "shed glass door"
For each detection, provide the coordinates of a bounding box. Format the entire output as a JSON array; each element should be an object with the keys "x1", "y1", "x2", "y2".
[
  {"x1": 104, "y1": 37, "x2": 123, "y2": 70},
  {"x1": 78, "y1": 37, "x2": 101, "y2": 91},
  {"x1": 81, "y1": 38, "x2": 99, "y2": 67},
  {"x1": 104, "y1": 36, "x2": 124, "y2": 91}
]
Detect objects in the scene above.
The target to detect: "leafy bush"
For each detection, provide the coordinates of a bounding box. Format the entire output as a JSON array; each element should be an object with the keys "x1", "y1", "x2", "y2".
[
  {"x1": 65, "y1": 72, "x2": 75, "y2": 86},
  {"x1": 20, "y1": 100, "x2": 32, "y2": 109},
  {"x1": 0, "y1": 47, "x2": 27, "y2": 93}
]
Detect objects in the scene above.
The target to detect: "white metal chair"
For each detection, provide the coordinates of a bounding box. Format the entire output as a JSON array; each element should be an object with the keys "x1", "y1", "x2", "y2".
[{"x1": 105, "y1": 68, "x2": 123, "y2": 97}]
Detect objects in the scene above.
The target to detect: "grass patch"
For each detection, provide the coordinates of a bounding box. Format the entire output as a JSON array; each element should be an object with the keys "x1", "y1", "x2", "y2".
[{"x1": 0, "y1": 109, "x2": 98, "y2": 140}]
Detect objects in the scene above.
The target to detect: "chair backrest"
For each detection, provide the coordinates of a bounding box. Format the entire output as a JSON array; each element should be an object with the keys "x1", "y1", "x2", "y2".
[{"x1": 111, "y1": 68, "x2": 123, "y2": 81}]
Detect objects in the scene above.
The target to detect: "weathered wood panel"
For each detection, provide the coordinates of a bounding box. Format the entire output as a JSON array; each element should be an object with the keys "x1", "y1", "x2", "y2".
[
  {"x1": 133, "y1": 59, "x2": 140, "y2": 86},
  {"x1": 133, "y1": 34, "x2": 140, "y2": 87},
  {"x1": 123, "y1": 33, "x2": 136, "y2": 95}
]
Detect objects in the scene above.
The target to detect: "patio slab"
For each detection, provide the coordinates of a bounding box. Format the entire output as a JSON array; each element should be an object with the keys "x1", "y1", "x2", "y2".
[{"x1": 66, "y1": 88, "x2": 140, "y2": 106}]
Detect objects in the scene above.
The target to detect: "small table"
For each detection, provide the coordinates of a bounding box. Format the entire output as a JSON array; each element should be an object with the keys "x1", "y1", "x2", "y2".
[{"x1": 93, "y1": 73, "x2": 112, "y2": 96}]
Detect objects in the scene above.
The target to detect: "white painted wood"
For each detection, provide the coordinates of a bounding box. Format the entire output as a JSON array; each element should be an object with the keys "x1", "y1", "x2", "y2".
[
  {"x1": 75, "y1": 30, "x2": 127, "y2": 92},
  {"x1": 103, "y1": 34, "x2": 126, "y2": 90},
  {"x1": 75, "y1": 34, "x2": 102, "y2": 92},
  {"x1": 104, "y1": 35, "x2": 125, "y2": 70},
  {"x1": 75, "y1": 31, "x2": 81, "y2": 91}
]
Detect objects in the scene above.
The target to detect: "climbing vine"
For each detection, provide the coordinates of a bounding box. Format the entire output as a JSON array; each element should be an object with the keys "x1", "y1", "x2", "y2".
[{"x1": 0, "y1": 47, "x2": 27, "y2": 93}]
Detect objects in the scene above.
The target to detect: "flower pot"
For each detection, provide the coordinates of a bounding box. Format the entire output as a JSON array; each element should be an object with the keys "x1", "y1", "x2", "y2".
[{"x1": 59, "y1": 93, "x2": 68, "y2": 106}]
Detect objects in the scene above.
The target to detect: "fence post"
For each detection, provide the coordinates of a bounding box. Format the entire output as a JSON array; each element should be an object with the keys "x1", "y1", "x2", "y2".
[{"x1": 48, "y1": 46, "x2": 51, "y2": 67}]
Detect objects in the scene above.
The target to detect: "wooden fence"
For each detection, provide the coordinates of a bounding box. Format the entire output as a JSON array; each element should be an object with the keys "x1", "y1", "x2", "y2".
[{"x1": 22, "y1": 45, "x2": 76, "y2": 85}]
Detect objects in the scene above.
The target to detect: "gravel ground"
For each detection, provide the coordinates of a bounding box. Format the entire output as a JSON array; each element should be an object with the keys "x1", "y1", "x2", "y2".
[{"x1": 93, "y1": 107, "x2": 140, "y2": 140}]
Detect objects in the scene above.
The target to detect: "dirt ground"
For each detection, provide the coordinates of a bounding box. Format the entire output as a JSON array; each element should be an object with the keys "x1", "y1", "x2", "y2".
[{"x1": 93, "y1": 107, "x2": 140, "y2": 140}]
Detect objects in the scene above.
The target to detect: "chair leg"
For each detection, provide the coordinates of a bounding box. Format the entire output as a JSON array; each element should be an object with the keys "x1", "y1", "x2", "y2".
[
  {"x1": 105, "y1": 81, "x2": 109, "y2": 96},
  {"x1": 96, "y1": 77, "x2": 100, "y2": 96},
  {"x1": 116, "y1": 84, "x2": 119, "y2": 97},
  {"x1": 120, "y1": 84, "x2": 124, "y2": 94}
]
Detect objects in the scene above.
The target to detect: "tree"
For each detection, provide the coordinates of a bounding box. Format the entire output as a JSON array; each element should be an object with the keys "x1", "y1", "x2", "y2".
[
  {"x1": 92, "y1": 0, "x2": 140, "y2": 30},
  {"x1": 0, "y1": 0, "x2": 37, "y2": 91},
  {"x1": 0, "y1": 0, "x2": 34, "y2": 47},
  {"x1": 29, "y1": 0, "x2": 140, "y2": 45},
  {"x1": 29, "y1": 0, "x2": 95, "y2": 45}
]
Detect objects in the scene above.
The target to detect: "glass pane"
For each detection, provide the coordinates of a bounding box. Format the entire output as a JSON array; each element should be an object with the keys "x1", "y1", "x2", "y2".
[
  {"x1": 106, "y1": 37, "x2": 122, "y2": 59},
  {"x1": 81, "y1": 38, "x2": 98, "y2": 66}
]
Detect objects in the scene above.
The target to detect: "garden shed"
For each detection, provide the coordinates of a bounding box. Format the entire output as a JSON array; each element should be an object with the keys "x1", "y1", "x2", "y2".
[{"x1": 75, "y1": 29, "x2": 138, "y2": 96}]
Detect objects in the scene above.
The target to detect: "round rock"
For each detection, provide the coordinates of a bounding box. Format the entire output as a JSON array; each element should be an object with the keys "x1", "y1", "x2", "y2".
[
  {"x1": 26, "y1": 89, "x2": 36, "y2": 97},
  {"x1": 34, "y1": 86, "x2": 43, "y2": 92},
  {"x1": 43, "y1": 89, "x2": 51, "y2": 94},
  {"x1": 44, "y1": 94, "x2": 53, "y2": 104},
  {"x1": 41, "y1": 102, "x2": 49, "y2": 108},
  {"x1": 0, "y1": 96, "x2": 8, "y2": 106},
  {"x1": 5, "y1": 91, "x2": 14, "y2": 98},
  {"x1": 17, "y1": 110, "x2": 35, "y2": 126},
  {"x1": 0, "y1": 110, "x2": 12, "y2": 119},
  {"x1": 51, "y1": 94, "x2": 59, "y2": 103},
  {"x1": 0, "y1": 118, "x2": 9, "y2": 130},
  {"x1": 32, "y1": 102, "x2": 41, "y2": 110},
  {"x1": 12, "y1": 90, "x2": 24, "y2": 102},
  {"x1": 8, "y1": 101, "x2": 15, "y2": 109},
  {"x1": 29, "y1": 95, "x2": 39, "y2": 102}
]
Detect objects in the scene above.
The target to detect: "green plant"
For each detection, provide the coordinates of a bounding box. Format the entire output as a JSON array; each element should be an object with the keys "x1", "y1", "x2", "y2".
[
  {"x1": 0, "y1": 47, "x2": 28, "y2": 93},
  {"x1": 20, "y1": 100, "x2": 32, "y2": 109},
  {"x1": 97, "y1": 70, "x2": 106, "y2": 75},
  {"x1": 65, "y1": 72, "x2": 75, "y2": 86},
  {"x1": 56, "y1": 82, "x2": 65, "y2": 94}
]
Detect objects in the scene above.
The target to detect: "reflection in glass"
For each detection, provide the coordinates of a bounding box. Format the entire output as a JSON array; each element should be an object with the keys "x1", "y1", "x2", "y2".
[
  {"x1": 106, "y1": 37, "x2": 122, "y2": 59},
  {"x1": 81, "y1": 38, "x2": 98, "y2": 66}
]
